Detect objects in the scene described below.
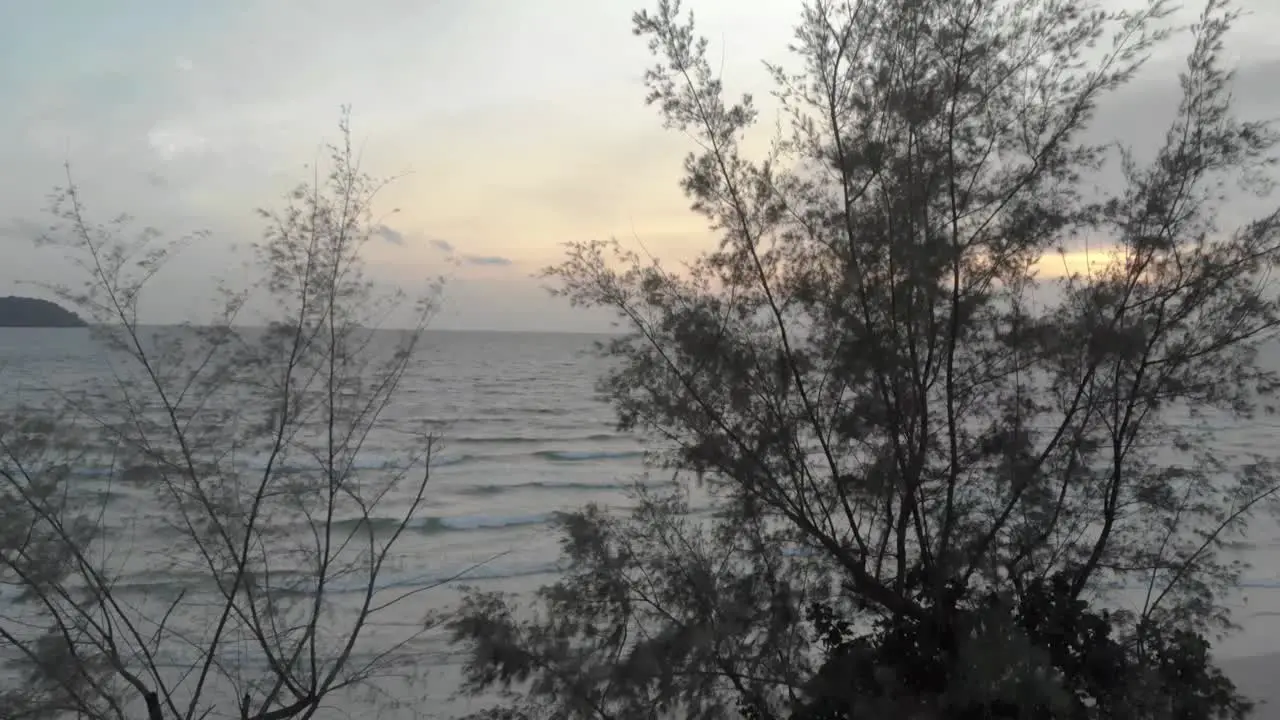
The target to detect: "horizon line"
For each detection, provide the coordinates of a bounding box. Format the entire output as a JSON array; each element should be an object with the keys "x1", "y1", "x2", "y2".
[{"x1": 4, "y1": 323, "x2": 622, "y2": 337}]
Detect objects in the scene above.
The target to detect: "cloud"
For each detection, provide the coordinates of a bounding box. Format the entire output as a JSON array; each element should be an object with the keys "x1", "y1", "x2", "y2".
[
  {"x1": 461, "y1": 254, "x2": 514, "y2": 267},
  {"x1": 373, "y1": 224, "x2": 405, "y2": 245},
  {"x1": 2, "y1": 0, "x2": 1277, "y2": 332},
  {"x1": 412, "y1": 234, "x2": 509, "y2": 266},
  {"x1": 368, "y1": 226, "x2": 464, "y2": 252},
  {"x1": 146, "y1": 124, "x2": 210, "y2": 162}
]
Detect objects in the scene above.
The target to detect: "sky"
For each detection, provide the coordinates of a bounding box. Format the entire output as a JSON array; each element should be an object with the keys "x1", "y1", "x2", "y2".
[{"x1": 2, "y1": 0, "x2": 1279, "y2": 332}]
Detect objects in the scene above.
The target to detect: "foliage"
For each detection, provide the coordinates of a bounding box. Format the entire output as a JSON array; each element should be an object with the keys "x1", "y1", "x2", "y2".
[
  {"x1": 0, "y1": 111, "x2": 446, "y2": 720},
  {"x1": 0, "y1": 296, "x2": 87, "y2": 328},
  {"x1": 449, "y1": 0, "x2": 1280, "y2": 717},
  {"x1": 789, "y1": 573, "x2": 1251, "y2": 719}
]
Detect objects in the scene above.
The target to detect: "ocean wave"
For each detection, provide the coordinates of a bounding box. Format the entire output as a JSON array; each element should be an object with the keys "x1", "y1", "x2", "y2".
[
  {"x1": 447, "y1": 433, "x2": 620, "y2": 445},
  {"x1": 101, "y1": 558, "x2": 568, "y2": 599},
  {"x1": 331, "y1": 511, "x2": 563, "y2": 536},
  {"x1": 433, "y1": 455, "x2": 477, "y2": 468},
  {"x1": 368, "y1": 560, "x2": 566, "y2": 589},
  {"x1": 532, "y1": 449, "x2": 646, "y2": 462},
  {"x1": 432, "y1": 450, "x2": 643, "y2": 467},
  {"x1": 454, "y1": 478, "x2": 672, "y2": 496},
  {"x1": 430, "y1": 448, "x2": 647, "y2": 467},
  {"x1": 82, "y1": 559, "x2": 1280, "y2": 605},
  {"x1": 472, "y1": 406, "x2": 571, "y2": 417},
  {"x1": 64, "y1": 445, "x2": 647, "y2": 480},
  {"x1": 66, "y1": 455, "x2": 425, "y2": 479}
]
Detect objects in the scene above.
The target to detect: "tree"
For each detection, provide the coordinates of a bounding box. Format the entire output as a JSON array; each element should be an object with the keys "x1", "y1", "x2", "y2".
[
  {"x1": 448, "y1": 0, "x2": 1280, "y2": 717},
  {"x1": 0, "y1": 112, "x2": 449, "y2": 720}
]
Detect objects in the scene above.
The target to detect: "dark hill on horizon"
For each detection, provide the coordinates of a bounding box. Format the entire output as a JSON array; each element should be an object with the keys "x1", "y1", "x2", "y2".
[{"x1": 0, "y1": 296, "x2": 87, "y2": 328}]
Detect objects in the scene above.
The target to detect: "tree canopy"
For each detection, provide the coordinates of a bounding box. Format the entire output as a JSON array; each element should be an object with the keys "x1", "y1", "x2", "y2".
[
  {"x1": 0, "y1": 296, "x2": 87, "y2": 328},
  {"x1": 449, "y1": 0, "x2": 1280, "y2": 717},
  {"x1": 1, "y1": 115, "x2": 445, "y2": 720}
]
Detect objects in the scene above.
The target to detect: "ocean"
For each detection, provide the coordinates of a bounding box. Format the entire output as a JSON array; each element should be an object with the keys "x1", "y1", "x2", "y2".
[{"x1": 3, "y1": 327, "x2": 1280, "y2": 719}]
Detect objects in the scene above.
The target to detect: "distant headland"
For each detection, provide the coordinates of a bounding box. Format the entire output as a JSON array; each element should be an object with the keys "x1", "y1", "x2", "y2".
[{"x1": 0, "y1": 296, "x2": 88, "y2": 328}]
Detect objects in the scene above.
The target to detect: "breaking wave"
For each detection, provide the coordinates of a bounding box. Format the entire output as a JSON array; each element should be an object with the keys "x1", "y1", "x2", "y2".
[
  {"x1": 453, "y1": 478, "x2": 672, "y2": 496},
  {"x1": 531, "y1": 450, "x2": 646, "y2": 462},
  {"x1": 330, "y1": 511, "x2": 565, "y2": 536},
  {"x1": 68, "y1": 445, "x2": 648, "y2": 480},
  {"x1": 448, "y1": 433, "x2": 620, "y2": 444}
]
